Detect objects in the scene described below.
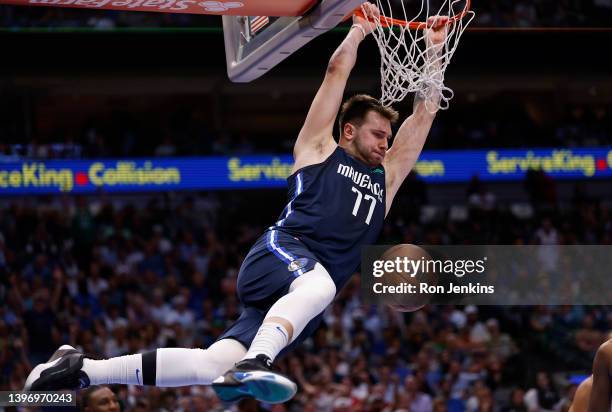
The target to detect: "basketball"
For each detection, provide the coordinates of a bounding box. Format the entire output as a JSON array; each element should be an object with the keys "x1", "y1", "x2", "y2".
[{"x1": 377, "y1": 244, "x2": 437, "y2": 312}]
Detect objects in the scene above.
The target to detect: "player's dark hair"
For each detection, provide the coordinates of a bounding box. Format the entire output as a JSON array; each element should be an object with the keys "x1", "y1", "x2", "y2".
[
  {"x1": 81, "y1": 385, "x2": 105, "y2": 410},
  {"x1": 338, "y1": 94, "x2": 399, "y2": 137}
]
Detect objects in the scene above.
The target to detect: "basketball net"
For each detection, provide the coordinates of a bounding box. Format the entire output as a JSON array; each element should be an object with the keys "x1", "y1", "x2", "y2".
[{"x1": 364, "y1": 0, "x2": 475, "y2": 112}]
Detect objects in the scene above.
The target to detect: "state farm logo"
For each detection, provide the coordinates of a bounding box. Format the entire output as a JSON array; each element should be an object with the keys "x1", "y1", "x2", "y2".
[
  {"x1": 28, "y1": 0, "x2": 245, "y2": 12},
  {"x1": 198, "y1": 1, "x2": 242, "y2": 11}
]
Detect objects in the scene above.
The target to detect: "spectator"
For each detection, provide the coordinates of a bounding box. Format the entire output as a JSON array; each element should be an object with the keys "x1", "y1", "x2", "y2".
[
  {"x1": 524, "y1": 372, "x2": 559, "y2": 412},
  {"x1": 81, "y1": 385, "x2": 120, "y2": 412},
  {"x1": 485, "y1": 318, "x2": 517, "y2": 360},
  {"x1": 465, "y1": 305, "x2": 490, "y2": 344},
  {"x1": 501, "y1": 388, "x2": 527, "y2": 412}
]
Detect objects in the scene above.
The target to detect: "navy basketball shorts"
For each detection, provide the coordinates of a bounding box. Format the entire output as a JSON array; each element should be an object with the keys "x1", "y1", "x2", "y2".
[{"x1": 217, "y1": 229, "x2": 324, "y2": 355}]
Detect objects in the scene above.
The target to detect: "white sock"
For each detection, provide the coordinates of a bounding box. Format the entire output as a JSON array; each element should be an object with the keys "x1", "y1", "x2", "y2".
[
  {"x1": 243, "y1": 322, "x2": 289, "y2": 361},
  {"x1": 243, "y1": 263, "x2": 336, "y2": 362},
  {"x1": 82, "y1": 339, "x2": 246, "y2": 386},
  {"x1": 82, "y1": 354, "x2": 142, "y2": 385}
]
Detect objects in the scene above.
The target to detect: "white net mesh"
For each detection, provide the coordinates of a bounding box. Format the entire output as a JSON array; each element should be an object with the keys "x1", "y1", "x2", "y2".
[{"x1": 368, "y1": 0, "x2": 475, "y2": 111}]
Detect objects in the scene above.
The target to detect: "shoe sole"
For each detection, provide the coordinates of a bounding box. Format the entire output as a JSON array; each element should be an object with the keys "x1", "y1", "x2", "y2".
[
  {"x1": 213, "y1": 370, "x2": 297, "y2": 404},
  {"x1": 24, "y1": 345, "x2": 80, "y2": 391}
]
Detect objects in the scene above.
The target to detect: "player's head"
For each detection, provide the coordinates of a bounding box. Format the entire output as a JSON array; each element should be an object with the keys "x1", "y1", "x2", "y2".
[
  {"x1": 81, "y1": 385, "x2": 120, "y2": 412},
  {"x1": 338, "y1": 94, "x2": 398, "y2": 167}
]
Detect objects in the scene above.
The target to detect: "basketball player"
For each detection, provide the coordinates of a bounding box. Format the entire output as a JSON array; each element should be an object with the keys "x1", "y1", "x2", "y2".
[
  {"x1": 569, "y1": 338, "x2": 612, "y2": 412},
  {"x1": 570, "y1": 376, "x2": 592, "y2": 412},
  {"x1": 80, "y1": 385, "x2": 120, "y2": 412},
  {"x1": 24, "y1": 3, "x2": 449, "y2": 404}
]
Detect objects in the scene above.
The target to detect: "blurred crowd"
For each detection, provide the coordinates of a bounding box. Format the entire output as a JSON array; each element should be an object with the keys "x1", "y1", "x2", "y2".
[
  {"x1": 0, "y1": 5, "x2": 217, "y2": 29},
  {"x1": 1, "y1": 101, "x2": 610, "y2": 160},
  {"x1": 474, "y1": 0, "x2": 612, "y2": 27},
  {"x1": 1, "y1": 0, "x2": 612, "y2": 28},
  {"x1": 1, "y1": 171, "x2": 612, "y2": 411}
]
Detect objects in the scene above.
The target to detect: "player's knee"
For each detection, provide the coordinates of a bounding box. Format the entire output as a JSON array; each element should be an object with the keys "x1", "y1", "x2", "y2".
[
  {"x1": 291, "y1": 263, "x2": 336, "y2": 307},
  {"x1": 310, "y1": 272, "x2": 336, "y2": 306}
]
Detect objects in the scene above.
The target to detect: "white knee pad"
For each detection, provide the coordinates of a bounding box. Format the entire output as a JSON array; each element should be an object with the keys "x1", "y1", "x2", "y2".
[
  {"x1": 289, "y1": 262, "x2": 336, "y2": 306},
  {"x1": 262, "y1": 263, "x2": 336, "y2": 344}
]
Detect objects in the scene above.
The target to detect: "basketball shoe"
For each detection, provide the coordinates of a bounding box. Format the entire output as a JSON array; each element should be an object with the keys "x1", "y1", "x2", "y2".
[
  {"x1": 24, "y1": 345, "x2": 90, "y2": 391},
  {"x1": 212, "y1": 354, "x2": 297, "y2": 403}
]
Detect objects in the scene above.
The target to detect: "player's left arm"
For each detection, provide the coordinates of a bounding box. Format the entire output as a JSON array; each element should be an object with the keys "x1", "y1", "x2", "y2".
[
  {"x1": 382, "y1": 17, "x2": 447, "y2": 215},
  {"x1": 587, "y1": 341, "x2": 612, "y2": 412}
]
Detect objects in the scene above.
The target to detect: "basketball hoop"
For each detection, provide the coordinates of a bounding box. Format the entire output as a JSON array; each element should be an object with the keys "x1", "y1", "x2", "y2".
[{"x1": 356, "y1": 0, "x2": 475, "y2": 111}]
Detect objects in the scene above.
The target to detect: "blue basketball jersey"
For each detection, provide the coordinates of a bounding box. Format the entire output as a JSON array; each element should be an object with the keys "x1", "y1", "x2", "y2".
[{"x1": 270, "y1": 146, "x2": 386, "y2": 291}]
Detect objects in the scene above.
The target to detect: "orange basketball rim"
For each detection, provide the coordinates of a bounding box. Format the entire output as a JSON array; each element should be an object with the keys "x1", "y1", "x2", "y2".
[{"x1": 354, "y1": 0, "x2": 472, "y2": 29}]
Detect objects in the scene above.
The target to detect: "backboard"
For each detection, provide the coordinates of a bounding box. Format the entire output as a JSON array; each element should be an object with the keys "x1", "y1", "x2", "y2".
[{"x1": 223, "y1": 0, "x2": 366, "y2": 82}]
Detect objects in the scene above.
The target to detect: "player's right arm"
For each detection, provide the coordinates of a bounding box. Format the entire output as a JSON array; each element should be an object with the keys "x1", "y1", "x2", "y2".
[
  {"x1": 292, "y1": 3, "x2": 379, "y2": 173},
  {"x1": 587, "y1": 341, "x2": 612, "y2": 412}
]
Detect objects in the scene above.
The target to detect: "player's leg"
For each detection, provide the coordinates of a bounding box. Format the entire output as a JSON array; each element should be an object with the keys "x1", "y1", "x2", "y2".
[
  {"x1": 242, "y1": 262, "x2": 335, "y2": 361},
  {"x1": 235, "y1": 231, "x2": 337, "y2": 364},
  {"x1": 24, "y1": 231, "x2": 285, "y2": 395},
  {"x1": 24, "y1": 338, "x2": 246, "y2": 391},
  {"x1": 212, "y1": 262, "x2": 336, "y2": 403}
]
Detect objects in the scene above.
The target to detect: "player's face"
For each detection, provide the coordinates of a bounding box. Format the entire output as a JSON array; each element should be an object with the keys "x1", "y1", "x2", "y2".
[
  {"x1": 352, "y1": 111, "x2": 392, "y2": 167},
  {"x1": 86, "y1": 387, "x2": 120, "y2": 412}
]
